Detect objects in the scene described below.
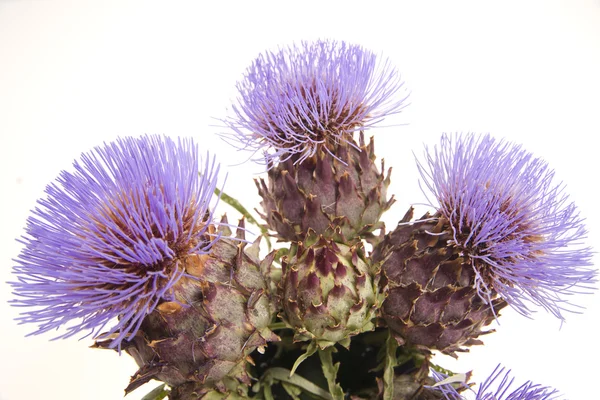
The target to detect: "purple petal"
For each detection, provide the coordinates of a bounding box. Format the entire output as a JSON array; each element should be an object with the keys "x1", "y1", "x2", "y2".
[
  {"x1": 10, "y1": 135, "x2": 221, "y2": 348},
  {"x1": 417, "y1": 133, "x2": 596, "y2": 320},
  {"x1": 223, "y1": 39, "x2": 409, "y2": 165}
]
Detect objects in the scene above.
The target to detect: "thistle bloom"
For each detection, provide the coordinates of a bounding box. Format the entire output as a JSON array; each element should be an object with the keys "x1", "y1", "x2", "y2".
[
  {"x1": 431, "y1": 365, "x2": 561, "y2": 400},
  {"x1": 474, "y1": 365, "x2": 561, "y2": 400},
  {"x1": 224, "y1": 39, "x2": 408, "y2": 165},
  {"x1": 11, "y1": 135, "x2": 220, "y2": 348},
  {"x1": 417, "y1": 133, "x2": 595, "y2": 320}
]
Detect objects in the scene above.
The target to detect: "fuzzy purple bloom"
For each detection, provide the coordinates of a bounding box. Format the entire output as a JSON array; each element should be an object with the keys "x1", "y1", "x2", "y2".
[
  {"x1": 11, "y1": 135, "x2": 220, "y2": 348},
  {"x1": 223, "y1": 39, "x2": 408, "y2": 165},
  {"x1": 431, "y1": 365, "x2": 561, "y2": 400},
  {"x1": 475, "y1": 365, "x2": 561, "y2": 400},
  {"x1": 417, "y1": 133, "x2": 595, "y2": 320}
]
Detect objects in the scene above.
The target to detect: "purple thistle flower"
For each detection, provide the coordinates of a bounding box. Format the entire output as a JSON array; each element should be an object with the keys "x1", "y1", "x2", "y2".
[
  {"x1": 223, "y1": 39, "x2": 408, "y2": 165},
  {"x1": 431, "y1": 365, "x2": 561, "y2": 400},
  {"x1": 474, "y1": 365, "x2": 561, "y2": 400},
  {"x1": 10, "y1": 135, "x2": 221, "y2": 348},
  {"x1": 417, "y1": 133, "x2": 595, "y2": 320}
]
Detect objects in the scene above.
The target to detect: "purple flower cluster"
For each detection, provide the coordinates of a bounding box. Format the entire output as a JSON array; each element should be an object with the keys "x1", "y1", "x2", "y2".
[
  {"x1": 224, "y1": 39, "x2": 408, "y2": 165},
  {"x1": 417, "y1": 133, "x2": 595, "y2": 320},
  {"x1": 7, "y1": 38, "x2": 597, "y2": 400},
  {"x1": 431, "y1": 365, "x2": 561, "y2": 400},
  {"x1": 11, "y1": 135, "x2": 220, "y2": 348},
  {"x1": 475, "y1": 365, "x2": 561, "y2": 400}
]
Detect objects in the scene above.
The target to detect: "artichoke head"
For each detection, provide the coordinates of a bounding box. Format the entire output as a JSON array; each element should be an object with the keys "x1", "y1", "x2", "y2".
[
  {"x1": 256, "y1": 133, "x2": 393, "y2": 244},
  {"x1": 96, "y1": 217, "x2": 279, "y2": 396},
  {"x1": 372, "y1": 208, "x2": 507, "y2": 357},
  {"x1": 278, "y1": 232, "x2": 384, "y2": 349}
]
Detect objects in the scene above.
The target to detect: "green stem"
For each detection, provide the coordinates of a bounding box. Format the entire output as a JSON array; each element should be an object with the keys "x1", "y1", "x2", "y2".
[
  {"x1": 141, "y1": 384, "x2": 170, "y2": 400},
  {"x1": 290, "y1": 341, "x2": 318, "y2": 376},
  {"x1": 268, "y1": 321, "x2": 289, "y2": 330},
  {"x1": 318, "y1": 348, "x2": 345, "y2": 400},
  {"x1": 383, "y1": 330, "x2": 399, "y2": 400},
  {"x1": 262, "y1": 368, "x2": 333, "y2": 400},
  {"x1": 213, "y1": 187, "x2": 272, "y2": 251}
]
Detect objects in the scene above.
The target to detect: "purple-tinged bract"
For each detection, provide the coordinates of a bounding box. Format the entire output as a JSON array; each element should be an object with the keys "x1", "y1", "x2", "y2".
[
  {"x1": 418, "y1": 133, "x2": 595, "y2": 320},
  {"x1": 11, "y1": 135, "x2": 220, "y2": 348},
  {"x1": 278, "y1": 232, "x2": 384, "y2": 348},
  {"x1": 431, "y1": 365, "x2": 561, "y2": 400},
  {"x1": 224, "y1": 39, "x2": 408, "y2": 165},
  {"x1": 372, "y1": 207, "x2": 507, "y2": 356}
]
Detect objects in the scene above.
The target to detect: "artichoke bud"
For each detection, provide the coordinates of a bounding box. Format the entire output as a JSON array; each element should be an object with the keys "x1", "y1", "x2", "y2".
[
  {"x1": 97, "y1": 216, "x2": 279, "y2": 395},
  {"x1": 278, "y1": 231, "x2": 384, "y2": 348},
  {"x1": 372, "y1": 208, "x2": 507, "y2": 357},
  {"x1": 256, "y1": 132, "x2": 394, "y2": 244}
]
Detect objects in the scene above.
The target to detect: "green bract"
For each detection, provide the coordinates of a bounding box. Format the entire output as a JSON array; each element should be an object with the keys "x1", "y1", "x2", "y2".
[{"x1": 278, "y1": 232, "x2": 385, "y2": 349}]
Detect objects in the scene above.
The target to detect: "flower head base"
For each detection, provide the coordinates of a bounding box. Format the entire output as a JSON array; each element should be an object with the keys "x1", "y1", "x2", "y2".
[
  {"x1": 224, "y1": 39, "x2": 408, "y2": 165},
  {"x1": 431, "y1": 365, "x2": 561, "y2": 400},
  {"x1": 417, "y1": 133, "x2": 595, "y2": 320},
  {"x1": 11, "y1": 135, "x2": 221, "y2": 348},
  {"x1": 278, "y1": 233, "x2": 383, "y2": 348}
]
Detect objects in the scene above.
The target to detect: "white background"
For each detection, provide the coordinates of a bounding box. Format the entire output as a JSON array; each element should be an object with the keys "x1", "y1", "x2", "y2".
[{"x1": 1, "y1": 1, "x2": 599, "y2": 399}]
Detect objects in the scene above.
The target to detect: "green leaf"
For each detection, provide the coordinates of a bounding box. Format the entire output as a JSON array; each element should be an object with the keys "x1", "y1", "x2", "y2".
[
  {"x1": 201, "y1": 392, "x2": 227, "y2": 400},
  {"x1": 430, "y1": 362, "x2": 457, "y2": 377},
  {"x1": 141, "y1": 384, "x2": 170, "y2": 400},
  {"x1": 262, "y1": 367, "x2": 333, "y2": 400},
  {"x1": 281, "y1": 382, "x2": 303, "y2": 400},
  {"x1": 213, "y1": 186, "x2": 273, "y2": 251},
  {"x1": 252, "y1": 380, "x2": 262, "y2": 394},
  {"x1": 382, "y1": 331, "x2": 399, "y2": 400},
  {"x1": 318, "y1": 347, "x2": 345, "y2": 400},
  {"x1": 268, "y1": 321, "x2": 289, "y2": 330},
  {"x1": 274, "y1": 247, "x2": 289, "y2": 265},
  {"x1": 290, "y1": 340, "x2": 318, "y2": 376},
  {"x1": 263, "y1": 383, "x2": 275, "y2": 400}
]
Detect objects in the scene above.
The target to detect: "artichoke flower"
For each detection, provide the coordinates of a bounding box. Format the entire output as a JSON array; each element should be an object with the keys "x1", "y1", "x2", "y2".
[
  {"x1": 416, "y1": 133, "x2": 594, "y2": 321},
  {"x1": 278, "y1": 232, "x2": 384, "y2": 349},
  {"x1": 374, "y1": 133, "x2": 595, "y2": 356},
  {"x1": 11, "y1": 135, "x2": 222, "y2": 349},
  {"x1": 102, "y1": 218, "x2": 280, "y2": 396},
  {"x1": 9, "y1": 34, "x2": 597, "y2": 400},
  {"x1": 222, "y1": 39, "x2": 407, "y2": 167},
  {"x1": 223, "y1": 39, "x2": 406, "y2": 244},
  {"x1": 11, "y1": 135, "x2": 281, "y2": 396}
]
